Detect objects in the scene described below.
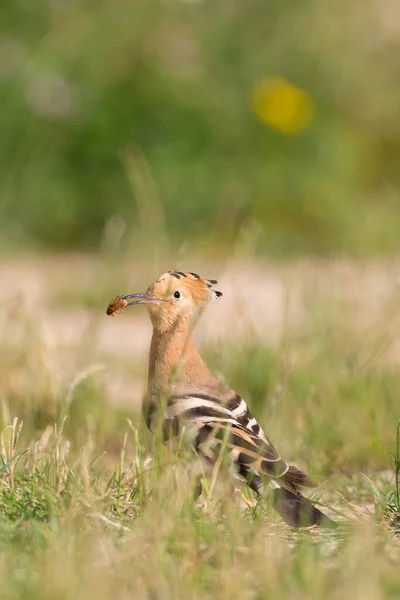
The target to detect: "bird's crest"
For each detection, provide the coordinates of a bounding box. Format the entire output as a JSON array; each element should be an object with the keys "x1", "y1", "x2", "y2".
[{"x1": 153, "y1": 271, "x2": 222, "y2": 306}]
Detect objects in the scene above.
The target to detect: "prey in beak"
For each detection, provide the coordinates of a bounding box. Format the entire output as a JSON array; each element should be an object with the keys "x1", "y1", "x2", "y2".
[{"x1": 106, "y1": 293, "x2": 165, "y2": 316}]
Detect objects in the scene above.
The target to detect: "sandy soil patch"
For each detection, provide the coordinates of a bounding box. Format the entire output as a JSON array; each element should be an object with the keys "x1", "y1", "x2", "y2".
[{"x1": 1, "y1": 254, "x2": 400, "y2": 406}]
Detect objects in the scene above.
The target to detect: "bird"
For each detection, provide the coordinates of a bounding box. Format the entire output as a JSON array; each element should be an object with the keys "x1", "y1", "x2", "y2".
[{"x1": 107, "y1": 270, "x2": 336, "y2": 528}]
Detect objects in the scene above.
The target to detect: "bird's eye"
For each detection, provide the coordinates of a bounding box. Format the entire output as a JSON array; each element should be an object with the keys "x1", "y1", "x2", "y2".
[{"x1": 173, "y1": 291, "x2": 180, "y2": 299}]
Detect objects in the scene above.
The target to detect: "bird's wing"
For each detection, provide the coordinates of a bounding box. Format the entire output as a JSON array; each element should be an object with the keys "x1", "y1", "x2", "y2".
[
  {"x1": 164, "y1": 391, "x2": 335, "y2": 527},
  {"x1": 166, "y1": 393, "x2": 287, "y2": 479},
  {"x1": 166, "y1": 392, "x2": 318, "y2": 487},
  {"x1": 196, "y1": 419, "x2": 290, "y2": 479},
  {"x1": 224, "y1": 392, "x2": 268, "y2": 440}
]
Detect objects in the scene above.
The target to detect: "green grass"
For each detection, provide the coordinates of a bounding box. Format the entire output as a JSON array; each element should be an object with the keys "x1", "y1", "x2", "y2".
[
  {"x1": 0, "y1": 410, "x2": 399, "y2": 600},
  {"x1": 1, "y1": 265, "x2": 400, "y2": 599}
]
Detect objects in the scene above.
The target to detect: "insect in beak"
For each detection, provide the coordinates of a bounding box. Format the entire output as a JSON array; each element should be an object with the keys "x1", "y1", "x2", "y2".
[{"x1": 106, "y1": 293, "x2": 165, "y2": 316}]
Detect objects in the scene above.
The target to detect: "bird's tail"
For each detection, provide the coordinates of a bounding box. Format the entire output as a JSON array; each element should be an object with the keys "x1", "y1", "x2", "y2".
[
  {"x1": 271, "y1": 487, "x2": 337, "y2": 529},
  {"x1": 193, "y1": 418, "x2": 337, "y2": 529}
]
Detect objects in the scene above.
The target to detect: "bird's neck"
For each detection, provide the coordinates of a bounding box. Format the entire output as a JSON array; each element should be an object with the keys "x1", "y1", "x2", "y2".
[{"x1": 147, "y1": 318, "x2": 219, "y2": 397}]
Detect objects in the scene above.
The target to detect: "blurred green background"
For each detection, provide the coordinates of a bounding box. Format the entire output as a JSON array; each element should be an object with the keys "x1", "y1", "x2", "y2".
[{"x1": 1, "y1": 0, "x2": 400, "y2": 255}]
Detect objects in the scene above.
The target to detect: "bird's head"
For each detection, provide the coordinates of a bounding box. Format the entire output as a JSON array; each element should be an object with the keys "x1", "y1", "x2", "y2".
[{"x1": 107, "y1": 271, "x2": 222, "y2": 333}]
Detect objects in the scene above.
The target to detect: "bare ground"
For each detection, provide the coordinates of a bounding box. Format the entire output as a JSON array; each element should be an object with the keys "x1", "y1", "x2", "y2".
[{"x1": 1, "y1": 254, "x2": 400, "y2": 407}]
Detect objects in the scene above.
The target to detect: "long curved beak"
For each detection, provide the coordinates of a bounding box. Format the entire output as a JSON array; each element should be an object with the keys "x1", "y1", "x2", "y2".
[
  {"x1": 106, "y1": 292, "x2": 166, "y2": 316},
  {"x1": 121, "y1": 292, "x2": 165, "y2": 306}
]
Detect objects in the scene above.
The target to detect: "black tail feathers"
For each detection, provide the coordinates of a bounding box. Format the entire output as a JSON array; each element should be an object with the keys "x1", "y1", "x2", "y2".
[{"x1": 271, "y1": 487, "x2": 338, "y2": 529}]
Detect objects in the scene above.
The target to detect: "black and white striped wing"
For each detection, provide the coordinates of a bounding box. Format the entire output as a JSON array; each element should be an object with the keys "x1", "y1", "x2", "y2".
[
  {"x1": 160, "y1": 392, "x2": 334, "y2": 528},
  {"x1": 165, "y1": 393, "x2": 289, "y2": 480},
  {"x1": 225, "y1": 393, "x2": 268, "y2": 441},
  {"x1": 196, "y1": 420, "x2": 289, "y2": 479}
]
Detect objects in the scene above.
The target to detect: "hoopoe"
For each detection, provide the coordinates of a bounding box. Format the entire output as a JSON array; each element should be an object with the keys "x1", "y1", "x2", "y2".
[{"x1": 107, "y1": 271, "x2": 336, "y2": 528}]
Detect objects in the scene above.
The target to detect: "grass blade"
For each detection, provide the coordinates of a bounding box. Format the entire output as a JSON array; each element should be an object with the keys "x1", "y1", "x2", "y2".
[{"x1": 0, "y1": 451, "x2": 26, "y2": 478}]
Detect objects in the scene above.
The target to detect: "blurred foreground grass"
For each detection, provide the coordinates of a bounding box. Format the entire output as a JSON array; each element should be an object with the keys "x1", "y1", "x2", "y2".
[
  {"x1": 0, "y1": 409, "x2": 399, "y2": 600},
  {"x1": 1, "y1": 256, "x2": 400, "y2": 599}
]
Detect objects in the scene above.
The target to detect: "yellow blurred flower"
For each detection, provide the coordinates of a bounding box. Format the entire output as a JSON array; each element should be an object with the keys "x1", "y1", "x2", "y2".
[{"x1": 252, "y1": 77, "x2": 314, "y2": 134}]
